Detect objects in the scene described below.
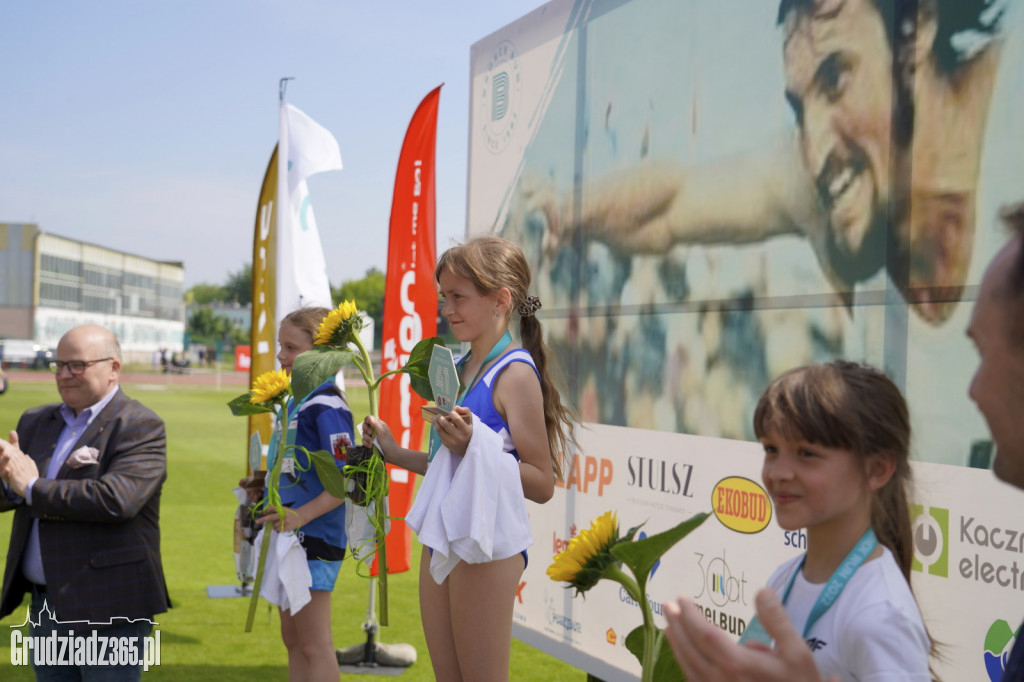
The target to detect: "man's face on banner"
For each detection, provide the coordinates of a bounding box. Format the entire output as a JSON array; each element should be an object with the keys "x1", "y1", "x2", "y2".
[{"x1": 783, "y1": 0, "x2": 894, "y2": 260}]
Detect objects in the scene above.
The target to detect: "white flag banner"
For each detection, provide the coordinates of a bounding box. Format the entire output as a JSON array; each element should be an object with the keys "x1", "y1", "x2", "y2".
[{"x1": 275, "y1": 101, "x2": 342, "y2": 330}]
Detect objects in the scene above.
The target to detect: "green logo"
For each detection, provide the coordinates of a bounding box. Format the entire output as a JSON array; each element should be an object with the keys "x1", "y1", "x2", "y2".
[
  {"x1": 984, "y1": 619, "x2": 1018, "y2": 681},
  {"x1": 910, "y1": 505, "x2": 948, "y2": 578}
]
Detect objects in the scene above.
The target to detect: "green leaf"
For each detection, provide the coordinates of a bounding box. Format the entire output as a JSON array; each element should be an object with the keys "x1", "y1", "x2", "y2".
[
  {"x1": 611, "y1": 512, "x2": 709, "y2": 590},
  {"x1": 227, "y1": 392, "x2": 274, "y2": 416},
  {"x1": 406, "y1": 336, "x2": 446, "y2": 372},
  {"x1": 624, "y1": 626, "x2": 685, "y2": 681},
  {"x1": 375, "y1": 337, "x2": 451, "y2": 401},
  {"x1": 292, "y1": 346, "x2": 358, "y2": 402},
  {"x1": 405, "y1": 337, "x2": 449, "y2": 401},
  {"x1": 407, "y1": 370, "x2": 435, "y2": 403},
  {"x1": 304, "y1": 447, "x2": 348, "y2": 500}
]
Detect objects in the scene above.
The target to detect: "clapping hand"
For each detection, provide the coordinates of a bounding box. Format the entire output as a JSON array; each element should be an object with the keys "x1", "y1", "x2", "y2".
[{"x1": 663, "y1": 589, "x2": 837, "y2": 682}]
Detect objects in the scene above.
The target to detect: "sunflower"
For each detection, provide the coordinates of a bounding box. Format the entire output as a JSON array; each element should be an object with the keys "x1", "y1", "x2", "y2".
[
  {"x1": 314, "y1": 300, "x2": 362, "y2": 346},
  {"x1": 249, "y1": 368, "x2": 291, "y2": 405},
  {"x1": 547, "y1": 510, "x2": 621, "y2": 594}
]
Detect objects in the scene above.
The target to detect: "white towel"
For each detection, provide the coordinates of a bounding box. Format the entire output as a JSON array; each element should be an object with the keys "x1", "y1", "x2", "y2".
[
  {"x1": 253, "y1": 528, "x2": 312, "y2": 615},
  {"x1": 406, "y1": 413, "x2": 533, "y2": 584}
]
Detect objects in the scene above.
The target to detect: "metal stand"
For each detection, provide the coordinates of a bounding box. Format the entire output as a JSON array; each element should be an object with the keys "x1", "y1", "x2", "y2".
[
  {"x1": 205, "y1": 581, "x2": 253, "y2": 599},
  {"x1": 337, "y1": 577, "x2": 416, "y2": 675}
]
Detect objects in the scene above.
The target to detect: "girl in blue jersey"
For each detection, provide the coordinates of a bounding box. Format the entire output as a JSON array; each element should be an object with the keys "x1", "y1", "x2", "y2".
[
  {"x1": 362, "y1": 236, "x2": 577, "y2": 682},
  {"x1": 257, "y1": 307, "x2": 354, "y2": 682},
  {"x1": 665, "y1": 361, "x2": 931, "y2": 682}
]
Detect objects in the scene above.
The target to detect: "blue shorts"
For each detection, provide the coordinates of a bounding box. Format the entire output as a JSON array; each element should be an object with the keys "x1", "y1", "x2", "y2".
[{"x1": 309, "y1": 558, "x2": 342, "y2": 591}]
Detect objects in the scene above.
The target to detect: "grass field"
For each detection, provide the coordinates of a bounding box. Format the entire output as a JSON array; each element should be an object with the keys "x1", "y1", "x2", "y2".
[{"x1": 0, "y1": 378, "x2": 582, "y2": 680}]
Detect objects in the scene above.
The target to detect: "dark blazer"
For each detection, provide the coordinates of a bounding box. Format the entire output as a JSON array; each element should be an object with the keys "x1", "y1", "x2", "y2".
[{"x1": 0, "y1": 388, "x2": 171, "y2": 622}]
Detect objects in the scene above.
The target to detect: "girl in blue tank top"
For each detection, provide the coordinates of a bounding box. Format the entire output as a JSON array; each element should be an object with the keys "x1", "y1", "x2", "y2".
[{"x1": 362, "y1": 236, "x2": 578, "y2": 682}]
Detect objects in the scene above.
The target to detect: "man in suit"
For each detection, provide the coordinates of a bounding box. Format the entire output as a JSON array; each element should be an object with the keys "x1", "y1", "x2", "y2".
[
  {"x1": 663, "y1": 201, "x2": 1024, "y2": 680},
  {"x1": 0, "y1": 324, "x2": 170, "y2": 680}
]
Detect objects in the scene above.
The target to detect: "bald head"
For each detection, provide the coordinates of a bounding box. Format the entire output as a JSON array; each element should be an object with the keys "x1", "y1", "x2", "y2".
[
  {"x1": 60, "y1": 325, "x2": 122, "y2": 362},
  {"x1": 968, "y1": 208, "x2": 1024, "y2": 490},
  {"x1": 54, "y1": 325, "x2": 122, "y2": 414}
]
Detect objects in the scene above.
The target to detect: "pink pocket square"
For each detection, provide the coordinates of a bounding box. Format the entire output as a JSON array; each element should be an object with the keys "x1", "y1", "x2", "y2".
[{"x1": 67, "y1": 446, "x2": 100, "y2": 468}]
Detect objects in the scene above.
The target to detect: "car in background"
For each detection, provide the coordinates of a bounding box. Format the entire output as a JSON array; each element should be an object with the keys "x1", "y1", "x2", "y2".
[{"x1": 0, "y1": 339, "x2": 53, "y2": 369}]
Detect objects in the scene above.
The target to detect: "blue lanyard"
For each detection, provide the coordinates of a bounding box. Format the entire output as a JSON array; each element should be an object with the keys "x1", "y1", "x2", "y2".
[
  {"x1": 427, "y1": 331, "x2": 512, "y2": 462},
  {"x1": 739, "y1": 528, "x2": 877, "y2": 646}
]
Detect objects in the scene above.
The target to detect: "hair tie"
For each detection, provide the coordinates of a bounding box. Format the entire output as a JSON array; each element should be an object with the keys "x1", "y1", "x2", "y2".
[{"x1": 518, "y1": 295, "x2": 542, "y2": 318}]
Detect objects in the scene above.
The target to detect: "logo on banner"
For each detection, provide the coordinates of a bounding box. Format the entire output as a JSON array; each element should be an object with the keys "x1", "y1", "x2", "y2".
[
  {"x1": 606, "y1": 628, "x2": 617, "y2": 645},
  {"x1": 553, "y1": 525, "x2": 578, "y2": 554},
  {"x1": 911, "y1": 504, "x2": 949, "y2": 578},
  {"x1": 958, "y1": 514, "x2": 1024, "y2": 590},
  {"x1": 783, "y1": 528, "x2": 807, "y2": 550},
  {"x1": 695, "y1": 550, "x2": 749, "y2": 609},
  {"x1": 711, "y1": 477, "x2": 771, "y2": 533},
  {"x1": 627, "y1": 457, "x2": 695, "y2": 498},
  {"x1": 545, "y1": 594, "x2": 582, "y2": 635},
  {"x1": 984, "y1": 619, "x2": 1019, "y2": 681},
  {"x1": 479, "y1": 40, "x2": 521, "y2": 153},
  {"x1": 558, "y1": 454, "x2": 613, "y2": 496}
]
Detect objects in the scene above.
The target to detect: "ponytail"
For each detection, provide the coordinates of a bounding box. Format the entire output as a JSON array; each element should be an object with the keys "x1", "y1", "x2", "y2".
[{"x1": 519, "y1": 312, "x2": 577, "y2": 482}]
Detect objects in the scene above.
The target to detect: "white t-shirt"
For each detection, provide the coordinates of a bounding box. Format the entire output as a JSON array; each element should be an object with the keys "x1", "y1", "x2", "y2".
[{"x1": 765, "y1": 546, "x2": 931, "y2": 682}]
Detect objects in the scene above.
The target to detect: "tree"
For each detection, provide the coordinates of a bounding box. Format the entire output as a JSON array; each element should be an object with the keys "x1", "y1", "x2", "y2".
[
  {"x1": 187, "y1": 306, "x2": 239, "y2": 345},
  {"x1": 223, "y1": 264, "x2": 252, "y2": 305},
  {"x1": 187, "y1": 283, "x2": 228, "y2": 305}
]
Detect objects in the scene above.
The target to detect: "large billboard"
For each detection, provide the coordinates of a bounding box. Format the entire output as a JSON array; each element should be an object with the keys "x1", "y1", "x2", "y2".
[{"x1": 468, "y1": 0, "x2": 1024, "y2": 679}]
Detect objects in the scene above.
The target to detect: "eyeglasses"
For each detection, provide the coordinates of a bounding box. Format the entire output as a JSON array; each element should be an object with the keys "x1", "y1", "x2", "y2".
[{"x1": 50, "y1": 358, "x2": 114, "y2": 375}]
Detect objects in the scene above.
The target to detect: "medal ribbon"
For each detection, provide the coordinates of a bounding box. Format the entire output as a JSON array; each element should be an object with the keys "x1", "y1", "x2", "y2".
[
  {"x1": 427, "y1": 331, "x2": 512, "y2": 462},
  {"x1": 739, "y1": 528, "x2": 877, "y2": 646}
]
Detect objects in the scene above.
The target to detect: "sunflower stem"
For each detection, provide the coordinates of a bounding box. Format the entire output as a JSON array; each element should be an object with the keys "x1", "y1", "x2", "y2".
[
  {"x1": 245, "y1": 397, "x2": 290, "y2": 632},
  {"x1": 643, "y1": 628, "x2": 664, "y2": 682},
  {"x1": 604, "y1": 564, "x2": 642, "y2": 604},
  {"x1": 350, "y1": 326, "x2": 388, "y2": 625},
  {"x1": 604, "y1": 563, "x2": 658, "y2": 682},
  {"x1": 351, "y1": 334, "x2": 377, "y2": 418}
]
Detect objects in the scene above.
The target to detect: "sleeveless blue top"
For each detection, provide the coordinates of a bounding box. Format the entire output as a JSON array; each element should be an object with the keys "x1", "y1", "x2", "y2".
[
  {"x1": 433, "y1": 347, "x2": 539, "y2": 568},
  {"x1": 454, "y1": 347, "x2": 541, "y2": 463}
]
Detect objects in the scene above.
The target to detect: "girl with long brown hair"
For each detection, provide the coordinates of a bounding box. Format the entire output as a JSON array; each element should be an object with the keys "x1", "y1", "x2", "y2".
[{"x1": 362, "y1": 235, "x2": 576, "y2": 681}]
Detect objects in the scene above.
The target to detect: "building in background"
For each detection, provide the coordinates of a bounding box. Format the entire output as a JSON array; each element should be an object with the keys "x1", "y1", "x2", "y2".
[
  {"x1": 0, "y1": 222, "x2": 185, "y2": 363},
  {"x1": 185, "y1": 302, "x2": 252, "y2": 336}
]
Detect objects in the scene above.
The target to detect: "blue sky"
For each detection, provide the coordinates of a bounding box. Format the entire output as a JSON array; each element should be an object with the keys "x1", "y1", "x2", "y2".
[{"x1": 0, "y1": 1, "x2": 546, "y2": 287}]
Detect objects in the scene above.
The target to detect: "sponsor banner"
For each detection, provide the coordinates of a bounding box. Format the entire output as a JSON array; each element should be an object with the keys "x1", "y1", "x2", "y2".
[
  {"x1": 374, "y1": 85, "x2": 442, "y2": 576},
  {"x1": 514, "y1": 424, "x2": 786, "y2": 679},
  {"x1": 475, "y1": 0, "x2": 1024, "y2": 678},
  {"x1": 33, "y1": 308, "x2": 183, "y2": 356},
  {"x1": 248, "y1": 146, "x2": 279, "y2": 465},
  {"x1": 234, "y1": 345, "x2": 251, "y2": 373},
  {"x1": 909, "y1": 463, "x2": 1024, "y2": 682},
  {"x1": 515, "y1": 426, "x2": 1024, "y2": 680}
]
